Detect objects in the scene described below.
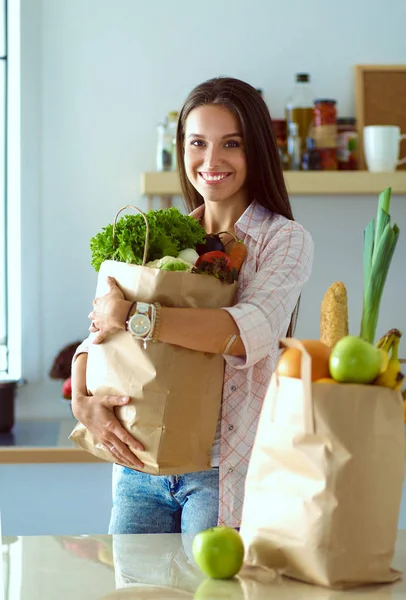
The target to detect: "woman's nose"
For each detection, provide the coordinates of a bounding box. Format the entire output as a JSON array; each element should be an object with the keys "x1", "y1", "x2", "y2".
[{"x1": 203, "y1": 145, "x2": 223, "y2": 168}]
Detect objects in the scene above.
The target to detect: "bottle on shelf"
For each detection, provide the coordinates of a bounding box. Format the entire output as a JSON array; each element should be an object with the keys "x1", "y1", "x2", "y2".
[
  {"x1": 167, "y1": 111, "x2": 179, "y2": 171},
  {"x1": 287, "y1": 122, "x2": 301, "y2": 171},
  {"x1": 156, "y1": 117, "x2": 172, "y2": 172},
  {"x1": 302, "y1": 137, "x2": 321, "y2": 171},
  {"x1": 156, "y1": 111, "x2": 179, "y2": 172},
  {"x1": 285, "y1": 73, "x2": 315, "y2": 155}
]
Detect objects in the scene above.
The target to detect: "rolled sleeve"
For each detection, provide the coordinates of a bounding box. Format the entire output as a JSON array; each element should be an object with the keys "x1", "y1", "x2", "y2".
[
  {"x1": 72, "y1": 336, "x2": 91, "y2": 366},
  {"x1": 222, "y1": 222, "x2": 314, "y2": 369}
]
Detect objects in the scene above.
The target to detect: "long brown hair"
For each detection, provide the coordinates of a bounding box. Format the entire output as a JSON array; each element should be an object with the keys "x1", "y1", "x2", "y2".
[{"x1": 176, "y1": 76, "x2": 299, "y2": 336}]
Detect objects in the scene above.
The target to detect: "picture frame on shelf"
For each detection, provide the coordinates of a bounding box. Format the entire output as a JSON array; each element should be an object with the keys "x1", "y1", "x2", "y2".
[{"x1": 354, "y1": 64, "x2": 406, "y2": 170}]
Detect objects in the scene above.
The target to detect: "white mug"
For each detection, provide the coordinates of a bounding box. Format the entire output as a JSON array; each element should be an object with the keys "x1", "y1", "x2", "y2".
[{"x1": 363, "y1": 125, "x2": 406, "y2": 172}]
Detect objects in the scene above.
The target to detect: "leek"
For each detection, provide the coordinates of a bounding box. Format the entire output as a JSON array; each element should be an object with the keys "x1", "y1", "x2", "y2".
[{"x1": 360, "y1": 187, "x2": 400, "y2": 344}]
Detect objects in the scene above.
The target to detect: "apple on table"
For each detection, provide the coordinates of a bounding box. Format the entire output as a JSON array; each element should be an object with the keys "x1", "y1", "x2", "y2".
[{"x1": 192, "y1": 526, "x2": 245, "y2": 580}]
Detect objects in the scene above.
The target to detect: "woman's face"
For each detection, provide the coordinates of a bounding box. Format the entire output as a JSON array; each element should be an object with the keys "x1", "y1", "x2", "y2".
[{"x1": 183, "y1": 104, "x2": 248, "y2": 205}]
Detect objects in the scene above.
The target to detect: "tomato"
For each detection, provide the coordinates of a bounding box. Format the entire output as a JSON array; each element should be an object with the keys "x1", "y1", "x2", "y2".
[{"x1": 195, "y1": 251, "x2": 232, "y2": 270}]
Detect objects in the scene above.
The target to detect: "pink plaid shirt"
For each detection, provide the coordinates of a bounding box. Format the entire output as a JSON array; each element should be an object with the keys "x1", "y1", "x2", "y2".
[
  {"x1": 75, "y1": 200, "x2": 314, "y2": 527},
  {"x1": 191, "y1": 201, "x2": 314, "y2": 527}
]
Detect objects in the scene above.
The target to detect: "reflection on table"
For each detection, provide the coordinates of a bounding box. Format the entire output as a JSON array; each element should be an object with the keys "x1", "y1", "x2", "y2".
[{"x1": 1, "y1": 531, "x2": 406, "y2": 599}]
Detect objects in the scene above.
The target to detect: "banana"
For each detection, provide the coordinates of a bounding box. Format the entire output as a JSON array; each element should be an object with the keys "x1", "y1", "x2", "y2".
[
  {"x1": 374, "y1": 329, "x2": 404, "y2": 390},
  {"x1": 375, "y1": 328, "x2": 402, "y2": 352},
  {"x1": 375, "y1": 329, "x2": 397, "y2": 372},
  {"x1": 376, "y1": 331, "x2": 392, "y2": 351}
]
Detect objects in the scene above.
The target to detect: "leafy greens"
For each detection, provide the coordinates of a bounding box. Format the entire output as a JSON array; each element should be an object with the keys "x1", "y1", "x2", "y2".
[{"x1": 90, "y1": 207, "x2": 206, "y2": 272}]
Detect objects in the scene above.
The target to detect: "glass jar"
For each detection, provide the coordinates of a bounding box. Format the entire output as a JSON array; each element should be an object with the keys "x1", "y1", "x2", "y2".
[
  {"x1": 317, "y1": 148, "x2": 338, "y2": 171},
  {"x1": 302, "y1": 137, "x2": 321, "y2": 171},
  {"x1": 313, "y1": 99, "x2": 337, "y2": 169},
  {"x1": 272, "y1": 119, "x2": 289, "y2": 170},
  {"x1": 337, "y1": 117, "x2": 358, "y2": 170}
]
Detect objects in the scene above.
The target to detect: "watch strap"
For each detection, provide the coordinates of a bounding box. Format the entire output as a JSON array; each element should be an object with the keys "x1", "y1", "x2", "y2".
[
  {"x1": 125, "y1": 301, "x2": 136, "y2": 331},
  {"x1": 136, "y1": 302, "x2": 149, "y2": 315}
]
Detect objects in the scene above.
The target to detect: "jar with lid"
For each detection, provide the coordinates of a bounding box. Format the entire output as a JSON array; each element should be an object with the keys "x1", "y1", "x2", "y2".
[
  {"x1": 313, "y1": 99, "x2": 338, "y2": 170},
  {"x1": 272, "y1": 119, "x2": 289, "y2": 170},
  {"x1": 337, "y1": 118, "x2": 358, "y2": 170}
]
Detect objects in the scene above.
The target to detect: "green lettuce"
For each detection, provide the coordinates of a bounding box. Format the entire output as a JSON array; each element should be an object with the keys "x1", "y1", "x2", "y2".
[{"x1": 90, "y1": 208, "x2": 206, "y2": 272}]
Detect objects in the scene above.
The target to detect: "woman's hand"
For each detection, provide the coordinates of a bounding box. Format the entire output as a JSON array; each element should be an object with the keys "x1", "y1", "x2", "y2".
[
  {"x1": 71, "y1": 392, "x2": 145, "y2": 469},
  {"x1": 88, "y1": 276, "x2": 131, "y2": 344}
]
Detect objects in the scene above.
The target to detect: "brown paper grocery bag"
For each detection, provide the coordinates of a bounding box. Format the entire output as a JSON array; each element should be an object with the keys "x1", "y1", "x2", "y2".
[
  {"x1": 240, "y1": 338, "x2": 405, "y2": 589},
  {"x1": 70, "y1": 205, "x2": 237, "y2": 475}
]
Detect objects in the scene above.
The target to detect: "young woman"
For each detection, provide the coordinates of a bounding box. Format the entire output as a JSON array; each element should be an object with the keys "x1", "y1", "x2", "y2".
[{"x1": 71, "y1": 76, "x2": 314, "y2": 535}]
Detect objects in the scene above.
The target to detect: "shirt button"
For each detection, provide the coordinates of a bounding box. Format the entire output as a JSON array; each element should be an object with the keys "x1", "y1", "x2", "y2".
[
  {"x1": 230, "y1": 385, "x2": 237, "y2": 392},
  {"x1": 228, "y1": 467, "x2": 234, "y2": 474},
  {"x1": 228, "y1": 425, "x2": 234, "y2": 431}
]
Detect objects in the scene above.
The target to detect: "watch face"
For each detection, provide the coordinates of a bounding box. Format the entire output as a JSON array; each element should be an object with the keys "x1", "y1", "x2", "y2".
[{"x1": 129, "y1": 314, "x2": 151, "y2": 337}]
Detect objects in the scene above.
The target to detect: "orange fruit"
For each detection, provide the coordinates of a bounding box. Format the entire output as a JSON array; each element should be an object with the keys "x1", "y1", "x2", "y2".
[
  {"x1": 276, "y1": 340, "x2": 331, "y2": 382},
  {"x1": 315, "y1": 377, "x2": 338, "y2": 384}
]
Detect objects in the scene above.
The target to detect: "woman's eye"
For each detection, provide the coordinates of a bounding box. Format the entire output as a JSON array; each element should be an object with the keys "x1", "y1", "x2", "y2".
[
  {"x1": 190, "y1": 140, "x2": 205, "y2": 147},
  {"x1": 225, "y1": 140, "x2": 240, "y2": 148}
]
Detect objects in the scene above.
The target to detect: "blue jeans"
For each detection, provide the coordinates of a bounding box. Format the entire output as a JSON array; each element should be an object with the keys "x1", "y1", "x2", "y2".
[{"x1": 109, "y1": 466, "x2": 219, "y2": 534}]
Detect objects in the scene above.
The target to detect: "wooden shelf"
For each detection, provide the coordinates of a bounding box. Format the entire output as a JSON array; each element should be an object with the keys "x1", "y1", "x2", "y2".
[{"x1": 140, "y1": 171, "x2": 406, "y2": 197}]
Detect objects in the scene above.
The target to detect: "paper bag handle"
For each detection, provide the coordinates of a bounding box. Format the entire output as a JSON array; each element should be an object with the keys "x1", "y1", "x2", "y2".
[
  {"x1": 216, "y1": 230, "x2": 240, "y2": 248},
  {"x1": 279, "y1": 337, "x2": 315, "y2": 434},
  {"x1": 112, "y1": 205, "x2": 150, "y2": 266}
]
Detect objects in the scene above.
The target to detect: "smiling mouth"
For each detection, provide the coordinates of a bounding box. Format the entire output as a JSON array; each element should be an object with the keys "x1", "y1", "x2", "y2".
[{"x1": 199, "y1": 172, "x2": 231, "y2": 184}]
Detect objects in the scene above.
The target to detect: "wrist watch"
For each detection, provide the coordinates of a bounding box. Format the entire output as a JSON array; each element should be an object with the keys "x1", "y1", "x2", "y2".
[{"x1": 126, "y1": 302, "x2": 152, "y2": 339}]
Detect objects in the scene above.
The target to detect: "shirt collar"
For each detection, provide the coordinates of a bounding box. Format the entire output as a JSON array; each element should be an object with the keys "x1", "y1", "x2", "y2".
[{"x1": 190, "y1": 200, "x2": 268, "y2": 242}]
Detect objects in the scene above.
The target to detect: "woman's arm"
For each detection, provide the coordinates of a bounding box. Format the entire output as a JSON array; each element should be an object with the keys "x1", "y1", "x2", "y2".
[
  {"x1": 222, "y1": 222, "x2": 314, "y2": 370},
  {"x1": 158, "y1": 307, "x2": 245, "y2": 355},
  {"x1": 71, "y1": 351, "x2": 88, "y2": 397},
  {"x1": 89, "y1": 277, "x2": 245, "y2": 356}
]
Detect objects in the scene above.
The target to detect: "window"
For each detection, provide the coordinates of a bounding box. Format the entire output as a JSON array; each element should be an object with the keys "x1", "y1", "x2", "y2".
[{"x1": 0, "y1": 0, "x2": 6, "y2": 374}]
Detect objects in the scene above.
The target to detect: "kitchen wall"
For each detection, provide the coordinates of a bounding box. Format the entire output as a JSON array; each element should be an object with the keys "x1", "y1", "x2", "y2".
[{"x1": 17, "y1": 0, "x2": 406, "y2": 418}]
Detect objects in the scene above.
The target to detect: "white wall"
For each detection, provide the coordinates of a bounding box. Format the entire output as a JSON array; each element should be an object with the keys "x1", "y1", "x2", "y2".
[{"x1": 18, "y1": 0, "x2": 406, "y2": 418}]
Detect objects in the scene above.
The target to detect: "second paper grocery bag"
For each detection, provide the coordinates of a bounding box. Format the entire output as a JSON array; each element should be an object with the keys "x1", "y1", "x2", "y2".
[{"x1": 240, "y1": 338, "x2": 405, "y2": 589}]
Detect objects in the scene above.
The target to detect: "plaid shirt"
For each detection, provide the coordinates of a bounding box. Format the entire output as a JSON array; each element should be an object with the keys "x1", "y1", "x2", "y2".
[
  {"x1": 191, "y1": 201, "x2": 314, "y2": 527},
  {"x1": 75, "y1": 201, "x2": 314, "y2": 528}
]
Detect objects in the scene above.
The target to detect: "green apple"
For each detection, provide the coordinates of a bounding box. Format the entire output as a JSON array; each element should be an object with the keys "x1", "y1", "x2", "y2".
[
  {"x1": 329, "y1": 335, "x2": 384, "y2": 384},
  {"x1": 192, "y1": 526, "x2": 245, "y2": 580}
]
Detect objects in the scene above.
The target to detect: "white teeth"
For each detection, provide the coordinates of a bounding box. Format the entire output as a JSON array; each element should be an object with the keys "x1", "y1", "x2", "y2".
[{"x1": 201, "y1": 173, "x2": 229, "y2": 182}]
